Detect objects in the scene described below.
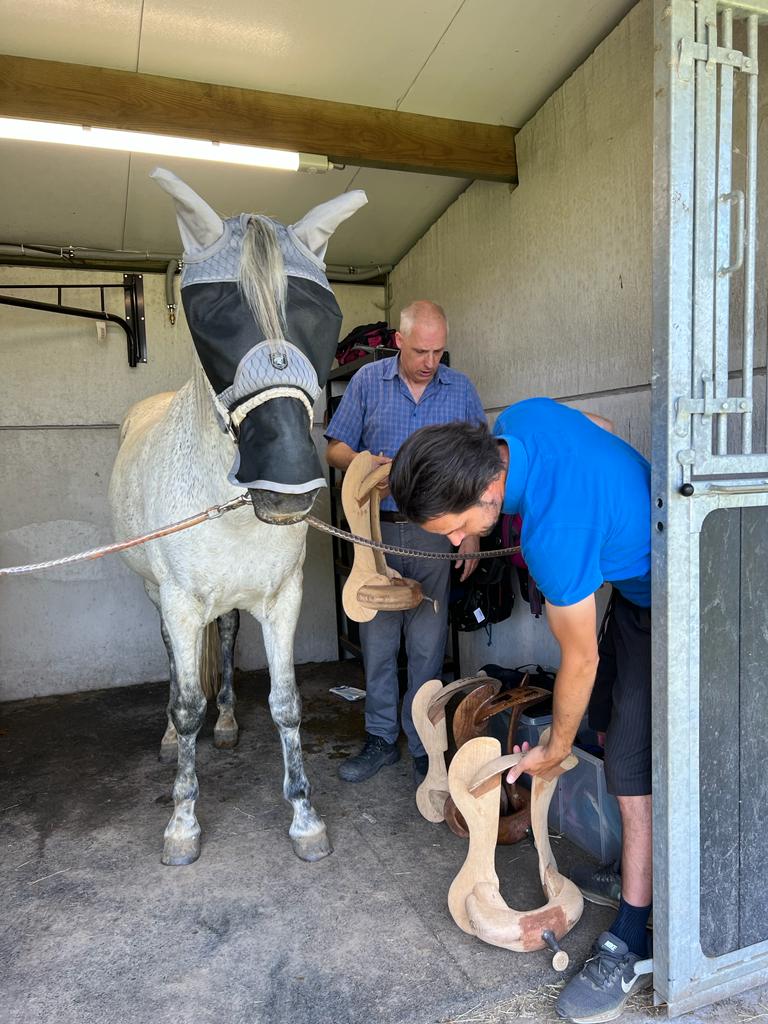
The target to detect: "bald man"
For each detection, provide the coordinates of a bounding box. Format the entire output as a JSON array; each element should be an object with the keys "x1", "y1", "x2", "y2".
[{"x1": 325, "y1": 301, "x2": 485, "y2": 784}]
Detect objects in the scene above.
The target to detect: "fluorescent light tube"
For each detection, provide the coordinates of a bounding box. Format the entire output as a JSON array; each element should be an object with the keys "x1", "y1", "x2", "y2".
[{"x1": 0, "y1": 117, "x2": 329, "y2": 172}]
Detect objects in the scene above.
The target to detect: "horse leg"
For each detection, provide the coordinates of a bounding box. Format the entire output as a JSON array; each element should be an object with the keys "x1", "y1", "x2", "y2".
[
  {"x1": 158, "y1": 616, "x2": 180, "y2": 763},
  {"x1": 159, "y1": 594, "x2": 207, "y2": 866},
  {"x1": 256, "y1": 575, "x2": 331, "y2": 862},
  {"x1": 214, "y1": 609, "x2": 240, "y2": 749}
]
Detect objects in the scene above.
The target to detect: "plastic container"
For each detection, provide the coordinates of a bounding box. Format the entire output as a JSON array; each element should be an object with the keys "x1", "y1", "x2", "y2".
[
  {"x1": 554, "y1": 746, "x2": 622, "y2": 863},
  {"x1": 514, "y1": 714, "x2": 621, "y2": 861},
  {"x1": 516, "y1": 711, "x2": 553, "y2": 750}
]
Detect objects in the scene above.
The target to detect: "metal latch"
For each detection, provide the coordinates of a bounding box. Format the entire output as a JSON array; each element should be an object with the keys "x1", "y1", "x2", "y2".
[
  {"x1": 678, "y1": 18, "x2": 756, "y2": 81},
  {"x1": 674, "y1": 386, "x2": 752, "y2": 437}
]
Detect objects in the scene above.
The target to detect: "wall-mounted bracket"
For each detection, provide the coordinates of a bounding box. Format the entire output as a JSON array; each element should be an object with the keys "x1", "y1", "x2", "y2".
[{"x1": 0, "y1": 274, "x2": 147, "y2": 366}]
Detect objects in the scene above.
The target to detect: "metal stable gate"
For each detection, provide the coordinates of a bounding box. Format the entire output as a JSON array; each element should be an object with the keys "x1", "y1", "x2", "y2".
[{"x1": 653, "y1": 0, "x2": 768, "y2": 1014}]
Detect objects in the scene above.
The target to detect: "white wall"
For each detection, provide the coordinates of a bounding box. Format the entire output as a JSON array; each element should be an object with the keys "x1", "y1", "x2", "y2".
[
  {"x1": 390, "y1": 0, "x2": 654, "y2": 675},
  {"x1": 0, "y1": 270, "x2": 383, "y2": 700}
]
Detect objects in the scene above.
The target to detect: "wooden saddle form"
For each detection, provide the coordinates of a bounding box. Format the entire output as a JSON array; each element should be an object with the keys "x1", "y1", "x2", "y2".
[
  {"x1": 447, "y1": 733, "x2": 583, "y2": 969},
  {"x1": 341, "y1": 451, "x2": 434, "y2": 623},
  {"x1": 412, "y1": 674, "x2": 550, "y2": 843},
  {"x1": 444, "y1": 676, "x2": 551, "y2": 843}
]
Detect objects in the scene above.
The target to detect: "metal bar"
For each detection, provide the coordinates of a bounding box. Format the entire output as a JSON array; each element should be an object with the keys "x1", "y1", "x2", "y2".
[
  {"x1": 0, "y1": 282, "x2": 133, "y2": 289},
  {"x1": 651, "y1": 0, "x2": 698, "y2": 1005},
  {"x1": 0, "y1": 294, "x2": 137, "y2": 350},
  {"x1": 122, "y1": 273, "x2": 147, "y2": 365},
  {"x1": 693, "y1": 451, "x2": 768, "y2": 474},
  {"x1": 717, "y1": 0, "x2": 768, "y2": 15},
  {"x1": 742, "y1": 15, "x2": 758, "y2": 453},
  {"x1": 692, "y1": 4, "x2": 720, "y2": 463},
  {"x1": 714, "y1": 8, "x2": 735, "y2": 454}
]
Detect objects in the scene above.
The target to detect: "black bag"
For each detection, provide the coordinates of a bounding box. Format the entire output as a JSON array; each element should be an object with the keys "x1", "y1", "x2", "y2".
[
  {"x1": 336, "y1": 321, "x2": 397, "y2": 365},
  {"x1": 480, "y1": 662, "x2": 555, "y2": 716},
  {"x1": 448, "y1": 555, "x2": 513, "y2": 633}
]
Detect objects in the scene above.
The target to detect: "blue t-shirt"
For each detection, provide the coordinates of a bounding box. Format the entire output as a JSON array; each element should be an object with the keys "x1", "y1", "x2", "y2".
[{"x1": 493, "y1": 398, "x2": 651, "y2": 607}]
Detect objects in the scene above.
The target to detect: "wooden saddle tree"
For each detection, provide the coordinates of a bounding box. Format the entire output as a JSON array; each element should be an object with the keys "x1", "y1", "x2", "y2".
[
  {"x1": 412, "y1": 675, "x2": 501, "y2": 823},
  {"x1": 444, "y1": 676, "x2": 551, "y2": 844},
  {"x1": 340, "y1": 451, "x2": 433, "y2": 623},
  {"x1": 447, "y1": 733, "x2": 583, "y2": 970},
  {"x1": 412, "y1": 674, "x2": 551, "y2": 843}
]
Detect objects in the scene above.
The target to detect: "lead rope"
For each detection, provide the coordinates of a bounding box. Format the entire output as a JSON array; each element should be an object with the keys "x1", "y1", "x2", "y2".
[{"x1": 0, "y1": 495, "x2": 519, "y2": 577}]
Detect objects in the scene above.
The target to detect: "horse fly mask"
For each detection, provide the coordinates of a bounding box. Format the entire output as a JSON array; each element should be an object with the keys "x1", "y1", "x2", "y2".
[{"x1": 152, "y1": 168, "x2": 367, "y2": 524}]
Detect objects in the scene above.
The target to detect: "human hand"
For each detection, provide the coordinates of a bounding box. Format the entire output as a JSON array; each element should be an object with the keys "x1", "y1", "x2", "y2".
[
  {"x1": 505, "y1": 740, "x2": 572, "y2": 784},
  {"x1": 371, "y1": 453, "x2": 392, "y2": 495},
  {"x1": 454, "y1": 534, "x2": 480, "y2": 581}
]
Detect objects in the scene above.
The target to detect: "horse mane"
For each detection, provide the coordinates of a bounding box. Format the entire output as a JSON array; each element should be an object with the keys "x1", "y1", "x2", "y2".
[{"x1": 238, "y1": 216, "x2": 287, "y2": 350}]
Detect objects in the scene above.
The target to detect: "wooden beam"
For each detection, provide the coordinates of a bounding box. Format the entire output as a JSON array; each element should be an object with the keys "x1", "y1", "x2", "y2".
[{"x1": 0, "y1": 55, "x2": 517, "y2": 182}]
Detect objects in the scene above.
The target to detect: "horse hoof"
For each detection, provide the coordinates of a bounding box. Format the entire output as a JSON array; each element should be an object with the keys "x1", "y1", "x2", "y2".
[
  {"x1": 158, "y1": 742, "x2": 177, "y2": 765},
  {"x1": 291, "y1": 827, "x2": 332, "y2": 862},
  {"x1": 161, "y1": 835, "x2": 201, "y2": 866},
  {"x1": 213, "y1": 724, "x2": 239, "y2": 749}
]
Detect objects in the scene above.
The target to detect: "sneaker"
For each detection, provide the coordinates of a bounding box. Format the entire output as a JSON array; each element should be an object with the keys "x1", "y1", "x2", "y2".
[
  {"x1": 569, "y1": 861, "x2": 622, "y2": 910},
  {"x1": 555, "y1": 931, "x2": 652, "y2": 1023},
  {"x1": 338, "y1": 734, "x2": 400, "y2": 782},
  {"x1": 413, "y1": 754, "x2": 429, "y2": 785}
]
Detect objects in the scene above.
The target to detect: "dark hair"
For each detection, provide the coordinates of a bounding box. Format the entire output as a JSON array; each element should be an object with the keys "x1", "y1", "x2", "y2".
[{"x1": 390, "y1": 421, "x2": 503, "y2": 523}]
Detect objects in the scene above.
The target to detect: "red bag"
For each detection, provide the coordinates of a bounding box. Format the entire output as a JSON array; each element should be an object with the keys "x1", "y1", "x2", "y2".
[{"x1": 501, "y1": 514, "x2": 544, "y2": 617}]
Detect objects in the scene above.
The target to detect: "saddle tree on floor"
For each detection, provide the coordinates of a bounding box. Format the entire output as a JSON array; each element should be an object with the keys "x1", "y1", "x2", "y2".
[
  {"x1": 412, "y1": 675, "x2": 501, "y2": 823},
  {"x1": 444, "y1": 678, "x2": 551, "y2": 844},
  {"x1": 447, "y1": 731, "x2": 583, "y2": 971}
]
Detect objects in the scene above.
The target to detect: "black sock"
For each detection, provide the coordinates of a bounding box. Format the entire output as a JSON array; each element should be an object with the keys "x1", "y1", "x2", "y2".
[{"x1": 609, "y1": 897, "x2": 652, "y2": 957}]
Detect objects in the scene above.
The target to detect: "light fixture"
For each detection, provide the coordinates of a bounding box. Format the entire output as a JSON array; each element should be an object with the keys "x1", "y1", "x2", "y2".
[{"x1": 0, "y1": 117, "x2": 330, "y2": 172}]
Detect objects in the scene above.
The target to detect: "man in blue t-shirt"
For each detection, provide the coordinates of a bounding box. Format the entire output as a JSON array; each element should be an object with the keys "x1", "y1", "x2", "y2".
[{"x1": 390, "y1": 399, "x2": 653, "y2": 1024}]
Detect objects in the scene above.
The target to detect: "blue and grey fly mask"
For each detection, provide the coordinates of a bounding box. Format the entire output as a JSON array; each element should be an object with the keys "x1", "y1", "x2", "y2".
[{"x1": 152, "y1": 167, "x2": 367, "y2": 524}]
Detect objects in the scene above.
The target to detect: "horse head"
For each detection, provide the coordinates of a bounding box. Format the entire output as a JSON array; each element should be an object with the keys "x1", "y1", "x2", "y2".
[{"x1": 152, "y1": 167, "x2": 367, "y2": 524}]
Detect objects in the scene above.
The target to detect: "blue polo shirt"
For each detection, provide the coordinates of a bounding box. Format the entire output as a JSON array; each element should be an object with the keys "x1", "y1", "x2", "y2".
[
  {"x1": 326, "y1": 355, "x2": 485, "y2": 511},
  {"x1": 493, "y1": 398, "x2": 651, "y2": 607}
]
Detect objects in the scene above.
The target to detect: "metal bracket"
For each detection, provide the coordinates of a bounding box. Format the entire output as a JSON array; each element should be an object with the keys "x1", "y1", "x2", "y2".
[
  {"x1": 678, "y1": 26, "x2": 756, "y2": 78},
  {"x1": 674, "y1": 375, "x2": 752, "y2": 437},
  {"x1": 0, "y1": 275, "x2": 147, "y2": 367},
  {"x1": 122, "y1": 273, "x2": 147, "y2": 366}
]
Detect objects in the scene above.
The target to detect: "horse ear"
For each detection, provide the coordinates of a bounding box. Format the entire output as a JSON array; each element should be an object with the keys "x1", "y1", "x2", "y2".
[
  {"x1": 150, "y1": 167, "x2": 224, "y2": 253},
  {"x1": 291, "y1": 190, "x2": 367, "y2": 262}
]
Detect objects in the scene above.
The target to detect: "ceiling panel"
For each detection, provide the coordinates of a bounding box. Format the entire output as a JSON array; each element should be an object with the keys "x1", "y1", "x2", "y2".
[
  {"x1": 0, "y1": 140, "x2": 130, "y2": 249},
  {"x1": 399, "y1": 0, "x2": 639, "y2": 125},
  {"x1": 0, "y1": 0, "x2": 641, "y2": 266},
  {"x1": 122, "y1": 158, "x2": 467, "y2": 266},
  {"x1": 333, "y1": 167, "x2": 467, "y2": 266},
  {"x1": 137, "y1": 0, "x2": 458, "y2": 110},
  {"x1": 0, "y1": 0, "x2": 143, "y2": 71}
]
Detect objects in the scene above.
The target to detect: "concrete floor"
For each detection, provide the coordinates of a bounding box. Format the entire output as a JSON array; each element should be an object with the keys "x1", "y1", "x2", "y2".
[{"x1": 2, "y1": 661, "x2": 767, "y2": 1024}]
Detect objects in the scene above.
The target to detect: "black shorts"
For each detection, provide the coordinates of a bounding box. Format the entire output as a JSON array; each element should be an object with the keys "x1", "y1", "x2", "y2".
[{"x1": 588, "y1": 589, "x2": 652, "y2": 797}]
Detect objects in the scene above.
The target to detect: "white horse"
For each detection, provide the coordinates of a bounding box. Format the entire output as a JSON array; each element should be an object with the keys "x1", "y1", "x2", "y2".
[{"x1": 109, "y1": 168, "x2": 366, "y2": 866}]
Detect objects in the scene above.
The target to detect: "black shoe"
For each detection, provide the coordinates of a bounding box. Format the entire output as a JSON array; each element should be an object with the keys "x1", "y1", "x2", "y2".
[
  {"x1": 569, "y1": 861, "x2": 622, "y2": 909},
  {"x1": 413, "y1": 754, "x2": 429, "y2": 785},
  {"x1": 555, "y1": 931, "x2": 652, "y2": 1023},
  {"x1": 338, "y1": 734, "x2": 400, "y2": 782},
  {"x1": 569, "y1": 862, "x2": 653, "y2": 929}
]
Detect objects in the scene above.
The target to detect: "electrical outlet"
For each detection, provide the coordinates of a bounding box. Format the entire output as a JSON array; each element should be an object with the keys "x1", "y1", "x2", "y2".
[{"x1": 95, "y1": 321, "x2": 107, "y2": 342}]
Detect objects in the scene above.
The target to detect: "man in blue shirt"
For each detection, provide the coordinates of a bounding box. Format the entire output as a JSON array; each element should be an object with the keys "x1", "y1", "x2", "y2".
[
  {"x1": 389, "y1": 399, "x2": 653, "y2": 1024},
  {"x1": 325, "y1": 300, "x2": 485, "y2": 784}
]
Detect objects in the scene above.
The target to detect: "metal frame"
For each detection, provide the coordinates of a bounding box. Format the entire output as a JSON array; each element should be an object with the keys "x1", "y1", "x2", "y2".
[
  {"x1": 0, "y1": 274, "x2": 147, "y2": 366},
  {"x1": 653, "y1": 0, "x2": 768, "y2": 1014}
]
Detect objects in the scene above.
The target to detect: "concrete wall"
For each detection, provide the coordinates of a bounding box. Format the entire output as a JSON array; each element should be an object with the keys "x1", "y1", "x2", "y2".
[
  {"x1": 390, "y1": 0, "x2": 653, "y2": 674},
  {"x1": 0, "y1": 269, "x2": 383, "y2": 700}
]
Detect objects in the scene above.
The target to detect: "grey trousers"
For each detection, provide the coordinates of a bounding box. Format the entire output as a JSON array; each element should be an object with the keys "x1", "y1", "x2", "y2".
[{"x1": 360, "y1": 521, "x2": 452, "y2": 756}]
